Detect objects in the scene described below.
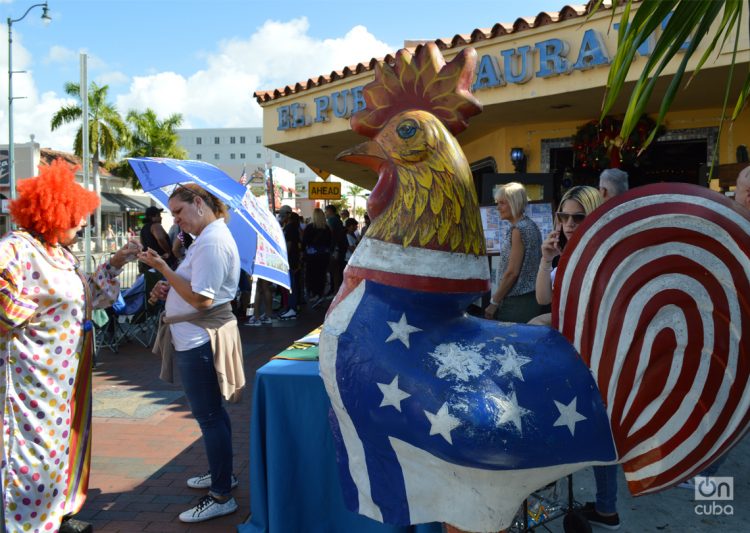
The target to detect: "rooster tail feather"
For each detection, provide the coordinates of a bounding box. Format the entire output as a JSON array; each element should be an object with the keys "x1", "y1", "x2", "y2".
[{"x1": 553, "y1": 183, "x2": 750, "y2": 495}]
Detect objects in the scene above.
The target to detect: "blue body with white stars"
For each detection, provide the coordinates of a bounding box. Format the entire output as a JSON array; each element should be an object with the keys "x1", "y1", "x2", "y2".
[{"x1": 320, "y1": 279, "x2": 616, "y2": 531}]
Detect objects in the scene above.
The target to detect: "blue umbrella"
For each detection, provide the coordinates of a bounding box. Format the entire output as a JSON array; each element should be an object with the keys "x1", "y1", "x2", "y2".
[{"x1": 128, "y1": 157, "x2": 290, "y2": 290}]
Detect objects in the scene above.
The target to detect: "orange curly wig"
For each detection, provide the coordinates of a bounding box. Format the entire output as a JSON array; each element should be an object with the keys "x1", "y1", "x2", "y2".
[{"x1": 9, "y1": 158, "x2": 100, "y2": 245}]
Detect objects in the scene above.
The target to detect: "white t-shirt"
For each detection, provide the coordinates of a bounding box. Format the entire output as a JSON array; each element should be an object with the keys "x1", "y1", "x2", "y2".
[
  {"x1": 165, "y1": 218, "x2": 240, "y2": 351},
  {"x1": 345, "y1": 233, "x2": 358, "y2": 262}
]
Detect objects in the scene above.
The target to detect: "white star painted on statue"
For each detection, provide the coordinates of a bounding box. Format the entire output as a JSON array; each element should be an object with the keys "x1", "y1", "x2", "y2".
[
  {"x1": 490, "y1": 391, "x2": 530, "y2": 433},
  {"x1": 385, "y1": 313, "x2": 422, "y2": 349},
  {"x1": 497, "y1": 345, "x2": 532, "y2": 381},
  {"x1": 376, "y1": 375, "x2": 411, "y2": 412},
  {"x1": 424, "y1": 403, "x2": 461, "y2": 444},
  {"x1": 553, "y1": 397, "x2": 587, "y2": 437}
]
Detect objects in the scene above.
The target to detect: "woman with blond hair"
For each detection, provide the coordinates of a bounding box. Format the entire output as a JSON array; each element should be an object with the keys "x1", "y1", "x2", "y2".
[
  {"x1": 533, "y1": 185, "x2": 619, "y2": 529},
  {"x1": 484, "y1": 182, "x2": 543, "y2": 323},
  {"x1": 536, "y1": 185, "x2": 603, "y2": 306}
]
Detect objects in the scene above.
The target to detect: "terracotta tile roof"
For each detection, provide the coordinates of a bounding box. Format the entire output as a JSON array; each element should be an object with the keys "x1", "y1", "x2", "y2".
[
  {"x1": 40, "y1": 148, "x2": 112, "y2": 177},
  {"x1": 253, "y1": 1, "x2": 612, "y2": 104}
]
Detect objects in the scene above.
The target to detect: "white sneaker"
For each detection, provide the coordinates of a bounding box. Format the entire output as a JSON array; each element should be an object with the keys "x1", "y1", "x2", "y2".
[
  {"x1": 179, "y1": 494, "x2": 238, "y2": 523},
  {"x1": 279, "y1": 309, "x2": 297, "y2": 320},
  {"x1": 186, "y1": 472, "x2": 239, "y2": 490}
]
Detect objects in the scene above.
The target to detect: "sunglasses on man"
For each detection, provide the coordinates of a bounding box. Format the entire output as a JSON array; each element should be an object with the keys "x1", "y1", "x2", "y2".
[{"x1": 556, "y1": 212, "x2": 586, "y2": 224}]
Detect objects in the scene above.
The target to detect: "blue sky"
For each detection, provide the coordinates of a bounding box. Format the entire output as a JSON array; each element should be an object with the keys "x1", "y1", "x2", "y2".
[{"x1": 1, "y1": 0, "x2": 560, "y2": 151}]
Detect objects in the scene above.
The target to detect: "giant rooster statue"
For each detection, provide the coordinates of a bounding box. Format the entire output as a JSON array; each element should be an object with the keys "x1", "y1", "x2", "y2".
[{"x1": 319, "y1": 42, "x2": 750, "y2": 533}]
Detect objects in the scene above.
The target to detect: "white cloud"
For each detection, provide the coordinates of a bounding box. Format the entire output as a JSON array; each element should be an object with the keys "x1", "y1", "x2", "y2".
[
  {"x1": 44, "y1": 45, "x2": 77, "y2": 64},
  {"x1": 115, "y1": 17, "x2": 394, "y2": 131},
  {"x1": 96, "y1": 70, "x2": 129, "y2": 87},
  {"x1": 3, "y1": 16, "x2": 396, "y2": 151}
]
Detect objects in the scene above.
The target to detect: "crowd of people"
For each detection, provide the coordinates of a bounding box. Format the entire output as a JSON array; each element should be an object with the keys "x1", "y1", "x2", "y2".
[{"x1": 242, "y1": 202, "x2": 368, "y2": 325}]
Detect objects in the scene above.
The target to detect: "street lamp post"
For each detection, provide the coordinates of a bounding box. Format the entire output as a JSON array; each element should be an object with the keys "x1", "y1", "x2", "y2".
[{"x1": 7, "y1": 2, "x2": 51, "y2": 201}]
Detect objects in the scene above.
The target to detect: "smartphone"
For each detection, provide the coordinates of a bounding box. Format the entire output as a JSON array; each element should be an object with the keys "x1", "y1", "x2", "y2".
[{"x1": 557, "y1": 222, "x2": 568, "y2": 252}]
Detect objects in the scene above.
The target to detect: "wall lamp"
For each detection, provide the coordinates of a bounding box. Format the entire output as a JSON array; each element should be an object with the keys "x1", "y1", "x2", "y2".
[{"x1": 510, "y1": 147, "x2": 527, "y2": 173}]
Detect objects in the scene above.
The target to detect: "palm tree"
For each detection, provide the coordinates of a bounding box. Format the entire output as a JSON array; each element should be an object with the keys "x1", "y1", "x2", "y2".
[
  {"x1": 347, "y1": 184, "x2": 369, "y2": 218},
  {"x1": 591, "y1": 0, "x2": 748, "y2": 170},
  {"x1": 51, "y1": 82, "x2": 128, "y2": 250},
  {"x1": 119, "y1": 108, "x2": 187, "y2": 187},
  {"x1": 125, "y1": 108, "x2": 186, "y2": 159}
]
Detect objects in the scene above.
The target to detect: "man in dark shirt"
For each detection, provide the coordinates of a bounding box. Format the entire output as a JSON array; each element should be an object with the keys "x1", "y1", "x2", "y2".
[
  {"x1": 279, "y1": 208, "x2": 302, "y2": 319},
  {"x1": 325, "y1": 205, "x2": 347, "y2": 296},
  {"x1": 140, "y1": 206, "x2": 175, "y2": 272}
]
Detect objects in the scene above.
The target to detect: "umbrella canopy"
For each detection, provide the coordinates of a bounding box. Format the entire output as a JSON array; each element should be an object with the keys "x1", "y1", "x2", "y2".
[{"x1": 128, "y1": 157, "x2": 290, "y2": 290}]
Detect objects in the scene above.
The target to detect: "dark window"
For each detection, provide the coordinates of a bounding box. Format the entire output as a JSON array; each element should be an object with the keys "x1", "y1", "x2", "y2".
[
  {"x1": 240, "y1": 136, "x2": 246, "y2": 143},
  {"x1": 275, "y1": 153, "x2": 280, "y2": 158},
  {"x1": 230, "y1": 153, "x2": 236, "y2": 160},
  {"x1": 196, "y1": 153, "x2": 202, "y2": 160},
  {"x1": 230, "y1": 136, "x2": 236, "y2": 144},
  {"x1": 299, "y1": 167, "x2": 304, "y2": 173},
  {"x1": 256, "y1": 136, "x2": 262, "y2": 143},
  {"x1": 257, "y1": 153, "x2": 261, "y2": 159},
  {"x1": 240, "y1": 153, "x2": 246, "y2": 159},
  {"x1": 214, "y1": 137, "x2": 220, "y2": 144},
  {"x1": 196, "y1": 137, "x2": 202, "y2": 145},
  {"x1": 214, "y1": 153, "x2": 220, "y2": 160}
]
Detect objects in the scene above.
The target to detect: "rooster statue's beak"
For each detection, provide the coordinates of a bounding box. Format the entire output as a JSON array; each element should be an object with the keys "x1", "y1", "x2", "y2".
[
  {"x1": 336, "y1": 141, "x2": 387, "y2": 171},
  {"x1": 337, "y1": 140, "x2": 394, "y2": 220}
]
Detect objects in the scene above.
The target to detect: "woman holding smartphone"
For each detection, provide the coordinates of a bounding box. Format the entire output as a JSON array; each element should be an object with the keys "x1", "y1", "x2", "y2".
[
  {"x1": 535, "y1": 185, "x2": 602, "y2": 306},
  {"x1": 534, "y1": 185, "x2": 624, "y2": 530}
]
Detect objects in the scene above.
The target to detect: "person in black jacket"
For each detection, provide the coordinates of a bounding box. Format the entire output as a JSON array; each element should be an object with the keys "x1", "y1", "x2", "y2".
[
  {"x1": 140, "y1": 206, "x2": 176, "y2": 272},
  {"x1": 325, "y1": 205, "x2": 347, "y2": 296},
  {"x1": 303, "y1": 208, "x2": 332, "y2": 308},
  {"x1": 279, "y1": 212, "x2": 303, "y2": 319}
]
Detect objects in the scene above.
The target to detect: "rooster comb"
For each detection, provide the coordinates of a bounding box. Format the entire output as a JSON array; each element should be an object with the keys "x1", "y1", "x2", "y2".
[{"x1": 351, "y1": 43, "x2": 483, "y2": 138}]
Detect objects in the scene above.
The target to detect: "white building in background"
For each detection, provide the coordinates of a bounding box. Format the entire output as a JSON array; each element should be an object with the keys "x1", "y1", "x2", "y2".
[{"x1": 175, "y1": 127, "x2": 368, "y2": 218}]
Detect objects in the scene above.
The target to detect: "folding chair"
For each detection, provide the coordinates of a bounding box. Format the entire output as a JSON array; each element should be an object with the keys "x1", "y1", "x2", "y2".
[
  {"x1": 117, "y1": 269, "x2": 164, "y2": 348},
  {"x1": 93, "y1": 306, "x2": 120, "y2": 356}
]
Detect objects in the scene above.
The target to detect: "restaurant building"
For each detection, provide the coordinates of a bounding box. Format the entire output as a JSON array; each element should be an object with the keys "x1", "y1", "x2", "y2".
[{"x1": 254, "y1": 2, "x2": 750, "y2": 206}]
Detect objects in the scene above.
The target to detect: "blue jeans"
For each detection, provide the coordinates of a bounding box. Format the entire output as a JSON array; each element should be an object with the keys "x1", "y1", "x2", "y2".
[
  {"x1": 594, "y1": 465, "x2": 618, "y2": 514},
  {"x1": 175, "y1": 341, "x2": 233, "y2": 496}
]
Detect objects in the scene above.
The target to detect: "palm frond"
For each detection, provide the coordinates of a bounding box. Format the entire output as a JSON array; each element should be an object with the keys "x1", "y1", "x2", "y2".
[{"x1": 592, "y1": 0, "x2": 748, "y2": 152}]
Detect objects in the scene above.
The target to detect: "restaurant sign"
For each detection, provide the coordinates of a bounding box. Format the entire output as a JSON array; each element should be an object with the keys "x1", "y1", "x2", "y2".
[
  {"x1": 308, "y1": 181, "x2": 341, "y2": 200},
  {"x1": 277, "y1": 17, "x2": 684, "y2": 132}
]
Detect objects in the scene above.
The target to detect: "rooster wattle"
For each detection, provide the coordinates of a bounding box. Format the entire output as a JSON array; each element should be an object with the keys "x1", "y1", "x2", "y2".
[{"x1": 319, "y1": 43, "x2": 750, "y2": 533}]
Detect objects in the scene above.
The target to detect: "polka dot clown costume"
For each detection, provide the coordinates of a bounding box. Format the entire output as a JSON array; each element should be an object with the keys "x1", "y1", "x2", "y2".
[{"x1": 1, "y1": 160, "x2": 128, "y2": 532}]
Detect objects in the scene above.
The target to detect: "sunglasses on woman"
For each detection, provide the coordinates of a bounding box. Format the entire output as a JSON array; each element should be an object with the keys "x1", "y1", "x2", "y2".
[{"x1": 556, "y1": 212, "x2": 586, "y2": 224}]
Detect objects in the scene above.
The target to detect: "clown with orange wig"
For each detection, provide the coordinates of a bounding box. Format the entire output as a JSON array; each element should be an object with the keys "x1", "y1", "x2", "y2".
[{"x1": 0, "y1": 159, "x2": 139, "y2": 532}]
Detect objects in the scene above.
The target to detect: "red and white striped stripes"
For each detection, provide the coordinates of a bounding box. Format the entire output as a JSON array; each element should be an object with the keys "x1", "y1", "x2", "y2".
[{"x1": 554, "y1": 183, "x2": 750, "y2": 495}]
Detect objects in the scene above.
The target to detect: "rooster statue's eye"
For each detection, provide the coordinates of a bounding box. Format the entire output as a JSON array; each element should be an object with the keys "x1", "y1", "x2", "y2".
[{"x1": 396, "y1": 119, "x2": 418, "y2": 140}]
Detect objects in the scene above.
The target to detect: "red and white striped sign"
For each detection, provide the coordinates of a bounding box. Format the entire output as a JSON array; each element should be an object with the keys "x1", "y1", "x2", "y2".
[{"x1": 554, "y1": 183, "x2": 750, "y2": 495}]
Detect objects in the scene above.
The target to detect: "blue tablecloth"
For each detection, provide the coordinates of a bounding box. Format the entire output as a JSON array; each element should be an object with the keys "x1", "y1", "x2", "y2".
[{"x1": 240, "y1": 359, "x2": 442, "y2": 533}]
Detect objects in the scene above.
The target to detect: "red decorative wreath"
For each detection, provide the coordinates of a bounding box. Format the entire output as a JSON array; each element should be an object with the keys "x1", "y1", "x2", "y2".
[{"x1": 573, "y1": 115, "x2": 661, "y2": 170}]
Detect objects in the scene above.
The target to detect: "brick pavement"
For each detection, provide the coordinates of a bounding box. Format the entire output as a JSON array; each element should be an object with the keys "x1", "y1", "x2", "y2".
[{"x1": 75, "y1": 306, "x2": 328, "y2": 533}]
